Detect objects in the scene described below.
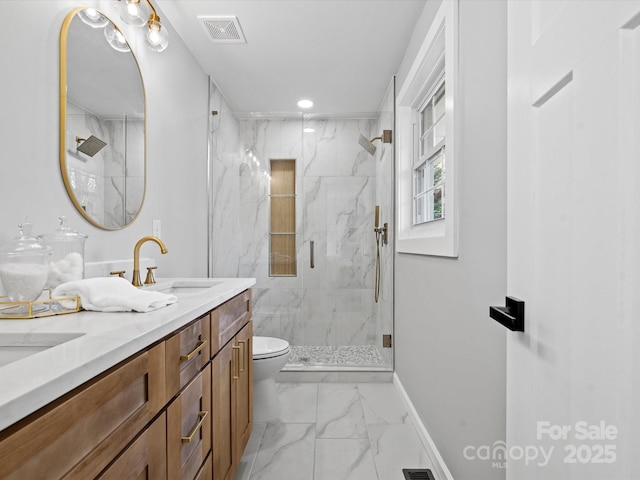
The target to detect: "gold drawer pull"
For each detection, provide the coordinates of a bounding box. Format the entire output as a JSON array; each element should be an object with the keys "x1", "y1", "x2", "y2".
[
  {"x1": 180, "y1": 340, "x2": 207, "y2": 362},
  {"x1": 232, "y1": 345, "x2": 240, "y2": 379},
  {"x1": 181, "y1": 411, "x2": 208, "y2": 444},
  {"x1": 238, "y1": 340, "x2": 246, "y2": 372}
]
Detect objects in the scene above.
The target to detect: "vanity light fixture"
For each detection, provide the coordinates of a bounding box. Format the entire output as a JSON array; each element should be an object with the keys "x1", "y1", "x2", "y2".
[
  {"x1": 115, "y1": 0, "x2": 150, "y2": 27},
  {"x1": 78, "y1": 8, "x2": 109, "y2": 28},
  {"x1": 115, "y1": 0, "x2": 169, "y2": 52},
  {"x1": 104, "y1": 23, "x2": 131, "y2": 52},
  {"x1": 145, "y1": 9, "x2": 169, "y2": 52}
]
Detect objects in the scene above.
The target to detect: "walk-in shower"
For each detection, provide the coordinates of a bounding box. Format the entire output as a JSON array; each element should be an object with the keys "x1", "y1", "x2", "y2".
[{"x1": 208, "y1": 76, "x2": 396, "y2": 372}]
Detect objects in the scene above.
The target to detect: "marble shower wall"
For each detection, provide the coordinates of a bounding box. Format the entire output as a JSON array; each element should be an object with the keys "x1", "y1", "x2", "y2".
[{"x1": 209, "y1": 80, "x2": 390, "y2": 363}]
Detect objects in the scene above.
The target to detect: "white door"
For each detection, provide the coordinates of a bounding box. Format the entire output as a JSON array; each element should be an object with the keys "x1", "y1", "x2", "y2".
[{"x1": 507, "y1": 2, "x2": 640, "y2": 479}]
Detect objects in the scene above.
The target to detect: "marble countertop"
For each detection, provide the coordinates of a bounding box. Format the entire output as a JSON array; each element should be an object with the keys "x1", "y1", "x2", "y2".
[{"x1": 0, "y1": 277, "x2": 255, "y2": 432}]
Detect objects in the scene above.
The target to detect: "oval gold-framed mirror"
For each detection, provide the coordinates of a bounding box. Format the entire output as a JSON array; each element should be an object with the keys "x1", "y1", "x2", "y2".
[{"x1": 60, "y1": 8, "x2": 146, "y2": 230}]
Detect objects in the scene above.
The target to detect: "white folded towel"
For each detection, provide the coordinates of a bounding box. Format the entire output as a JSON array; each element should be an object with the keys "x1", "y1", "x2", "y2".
[{"x1": 52, "y1": 277, "x2": 177, "y2": 313}]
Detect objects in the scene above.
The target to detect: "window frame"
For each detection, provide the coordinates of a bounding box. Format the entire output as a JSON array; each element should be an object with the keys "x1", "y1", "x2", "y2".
[{"x1": 396, "y1": 0, "x2": 458, "y2": 257}]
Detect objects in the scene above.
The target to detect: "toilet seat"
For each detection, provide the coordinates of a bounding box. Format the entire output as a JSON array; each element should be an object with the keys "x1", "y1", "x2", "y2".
[{"x1": 253, "y1": 336, "x2": 290, "y2": 360}]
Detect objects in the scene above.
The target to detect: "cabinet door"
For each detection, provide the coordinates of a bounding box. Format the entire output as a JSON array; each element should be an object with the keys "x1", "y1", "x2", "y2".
[
  {"x1": 212, "y1": 340, "x2": 236, "y2": 480},
  {"x1": 97, "y1": 413, "x2": 166, "y2": 480},
  {"x1": 167, "y1": 363, "x2": 212, "y2": 480},
  {"x1": 235, "y1": 321, "x2": 253, "y2": 455},
  {"x1": 0, "y1": 343, "x2": 166, "y2": 480}
]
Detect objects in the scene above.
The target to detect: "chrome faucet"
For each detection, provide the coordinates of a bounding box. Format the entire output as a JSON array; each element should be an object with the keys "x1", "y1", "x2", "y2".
[{"x1": 132, "y1": 236, "x2": 168, "y2": 287}]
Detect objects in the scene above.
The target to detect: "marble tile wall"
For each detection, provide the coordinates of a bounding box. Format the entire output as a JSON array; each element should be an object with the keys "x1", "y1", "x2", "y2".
[{"x1": 209, "y1": 79, "x2": 393, "y2": 368}]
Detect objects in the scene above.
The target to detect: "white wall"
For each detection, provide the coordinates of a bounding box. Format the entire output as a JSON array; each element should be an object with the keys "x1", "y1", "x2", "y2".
[
  {"x1": 394, "y1": 1, "x2": 508, "y2": 479},
  {"x1": 0, "y1": 0, "x2": 209, "y2": 278}
]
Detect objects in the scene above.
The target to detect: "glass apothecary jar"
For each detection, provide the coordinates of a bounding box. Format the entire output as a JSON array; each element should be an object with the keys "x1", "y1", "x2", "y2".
[
  {"x1": 41, "y1": 217, "x2": 87, "y2": 289},
  {"x1": 0, "y1": 221, "x2": 51, "y2": 302}
]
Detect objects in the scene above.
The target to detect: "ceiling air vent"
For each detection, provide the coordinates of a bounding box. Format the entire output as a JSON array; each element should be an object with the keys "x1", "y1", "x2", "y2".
[{"x1": 198, "y1": 16, "x2": 247, "y2": 43}]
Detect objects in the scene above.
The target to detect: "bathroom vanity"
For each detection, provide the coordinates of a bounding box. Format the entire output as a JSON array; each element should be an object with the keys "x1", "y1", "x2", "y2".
[{"x1": 0, "y1": 278, "x2": 255, "y2": 480}]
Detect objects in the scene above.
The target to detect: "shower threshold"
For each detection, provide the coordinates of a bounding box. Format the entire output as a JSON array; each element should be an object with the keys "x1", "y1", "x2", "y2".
[{"x1": 285, "y1": 344, "x2": 390, "y2": 370}]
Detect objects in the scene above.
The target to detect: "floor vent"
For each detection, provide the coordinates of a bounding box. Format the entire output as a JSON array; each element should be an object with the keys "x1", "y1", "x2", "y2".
[
  {"x1": 198, "y1": 15, "x2": 247, "y2": 43},
  {"x1": 403, "y1": 468, "x2": 436, "y2": 480}
]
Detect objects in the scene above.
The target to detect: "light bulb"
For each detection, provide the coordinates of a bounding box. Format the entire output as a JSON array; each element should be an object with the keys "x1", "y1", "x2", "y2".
[
  {"x1": 127, "y1": 3, "x2": 140, "y2": 16},
  {"x1": 78, "y1": 8, "x2": 109, "y2": 28},
  {"x1": 104, "y1": 23, "x2": 131, "y2": 52},
  {"x1": 115, "y1": 0, "x2": 150, "y2": 27},
  {"x1": 145, "y1": 18, "x2": 169, "y2": 52}
]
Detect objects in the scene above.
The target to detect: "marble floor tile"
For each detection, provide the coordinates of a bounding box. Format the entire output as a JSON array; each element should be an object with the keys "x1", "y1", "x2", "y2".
[
  {"x1": 276, "y1": 383, "x2": 318, "y2": 423},
  {"x1": 250, "y1": 423, "x2": 316, "y2": 480},
  {"x1": 367, "y1": 423, "x2": 435, "y2": 480},
  {"x1": 316, "y1": 383, "x2": 368, "y2": 438},
  {"x1": 358, "y1": 382, "x2": 411, "y2": 424},
  {"x1": 238, "y1": 382, "x2": 436, "y2": 480},
  {"x1": 314, "y1": 438, "x2": 379, "y2": 480},
  {"x1": 235, "y1": 422, "x2": 266, "y2": 480}
]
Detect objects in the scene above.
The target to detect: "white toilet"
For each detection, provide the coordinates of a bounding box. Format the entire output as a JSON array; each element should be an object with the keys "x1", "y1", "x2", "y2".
[{"x1": 252, "y1": 336, "x2": 290, "y2": 422}]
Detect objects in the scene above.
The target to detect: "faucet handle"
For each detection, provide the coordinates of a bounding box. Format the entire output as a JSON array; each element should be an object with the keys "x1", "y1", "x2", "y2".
[
  {"x1": 110, "y1": 270, "x2": 126, "y2": 278},
  {"x1": 144, "y1": 266, "x2": 158, "y2": 285}
]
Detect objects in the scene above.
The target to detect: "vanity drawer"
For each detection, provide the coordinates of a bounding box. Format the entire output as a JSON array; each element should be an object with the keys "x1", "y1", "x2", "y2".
[
  {"x1": 97, "y1": 412, "x2": 166, "y2": 480},
  {"x1": 166, "y1": 314, "x2": 211, "y2": 399},
  {"x1": 211, "y1": 289, "x2": 252, "y2": 355},
  {"x1": 167, "y1": 363, "x2": 212, "y2": 480},
  {"x1": 194, "y1": 451, "x2": 213, "y2": 480},
  {"x1": 0, "y1": 343, "x2": 166, "y2": 480}
]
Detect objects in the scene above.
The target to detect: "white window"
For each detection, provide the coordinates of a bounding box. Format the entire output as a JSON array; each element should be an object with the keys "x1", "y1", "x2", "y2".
[
  {"x1": 414, "y1": 78, "x2": 445, "y2": 225},
  {"x1": 396, "y1": 0, "x2": 458, "y2": 257}
]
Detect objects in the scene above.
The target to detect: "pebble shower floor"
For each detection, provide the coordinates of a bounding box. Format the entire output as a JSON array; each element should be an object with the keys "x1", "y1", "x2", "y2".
[{"x1": 286, "y1": 345, "x2": 386, "y2": 368}]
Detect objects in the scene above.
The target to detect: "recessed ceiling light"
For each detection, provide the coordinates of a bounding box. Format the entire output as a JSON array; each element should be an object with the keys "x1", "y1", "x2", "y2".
[
  {"x1": 297, "y1": 99, "x2": 314, "y2": 109},
  {"x1": 303, "y1": 128, "x2": 315, "y2": 133}
]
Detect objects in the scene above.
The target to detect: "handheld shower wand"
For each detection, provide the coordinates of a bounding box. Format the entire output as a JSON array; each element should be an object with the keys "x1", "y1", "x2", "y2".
[{"x1": 374, "y1": 205, "x2": 388, "y2": 303}]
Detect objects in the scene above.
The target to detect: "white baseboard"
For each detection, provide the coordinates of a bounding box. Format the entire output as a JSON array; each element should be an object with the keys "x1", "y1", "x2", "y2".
[{"x1": 393, "y1": 372, "x2": 455, "y2": 480}]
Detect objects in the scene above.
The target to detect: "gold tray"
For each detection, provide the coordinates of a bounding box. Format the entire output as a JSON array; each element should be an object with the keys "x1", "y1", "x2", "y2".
[{"x1": 0, "y1": 289, "x2": 81, "y2": 319}]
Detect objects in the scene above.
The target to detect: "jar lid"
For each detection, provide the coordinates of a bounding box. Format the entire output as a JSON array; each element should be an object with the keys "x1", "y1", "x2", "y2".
[
  {"x1": 42, "y1": 217, "x2": 88, "y2": 242},
  {"x1": 2, "y1": 219, "x2": 50, "y2": 257}
]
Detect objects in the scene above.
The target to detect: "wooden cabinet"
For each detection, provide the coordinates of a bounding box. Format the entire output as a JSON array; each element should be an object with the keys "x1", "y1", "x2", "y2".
[
  {"x1": 0, "y1": 343, "x2": 166, "y2": 480},
  {"x1": 211, "y1": 291, "x2": 253, "y2": 480},
  {"x1": 0, "y1": 289, "x2": 252, "y2": 480}
]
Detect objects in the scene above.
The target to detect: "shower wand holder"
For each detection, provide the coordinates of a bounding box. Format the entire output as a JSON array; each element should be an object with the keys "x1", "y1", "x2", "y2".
[{"x1": 375, "y1": 223, "x2": 389, "y2": 245}]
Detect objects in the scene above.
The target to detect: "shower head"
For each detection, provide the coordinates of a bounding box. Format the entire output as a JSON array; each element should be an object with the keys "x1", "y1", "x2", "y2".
[
  {"x1": 357, "y1": 130, "x2": 393, "y2": 156},
  {"x1": 358, "y1": 134, "x2": 377, "y2": 155},
  {"x1": 76, "y1": 135, "x2": 107, "y2": 157}
]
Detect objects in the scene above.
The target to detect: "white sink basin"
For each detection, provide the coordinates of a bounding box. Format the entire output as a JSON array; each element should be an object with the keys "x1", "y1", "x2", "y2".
[
  {"x1": 0, "y1": 332, "x2": 84, "y2": 368},
  {"x1": 146, "y1": 279, "x2": 225, "y2": 296}
]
